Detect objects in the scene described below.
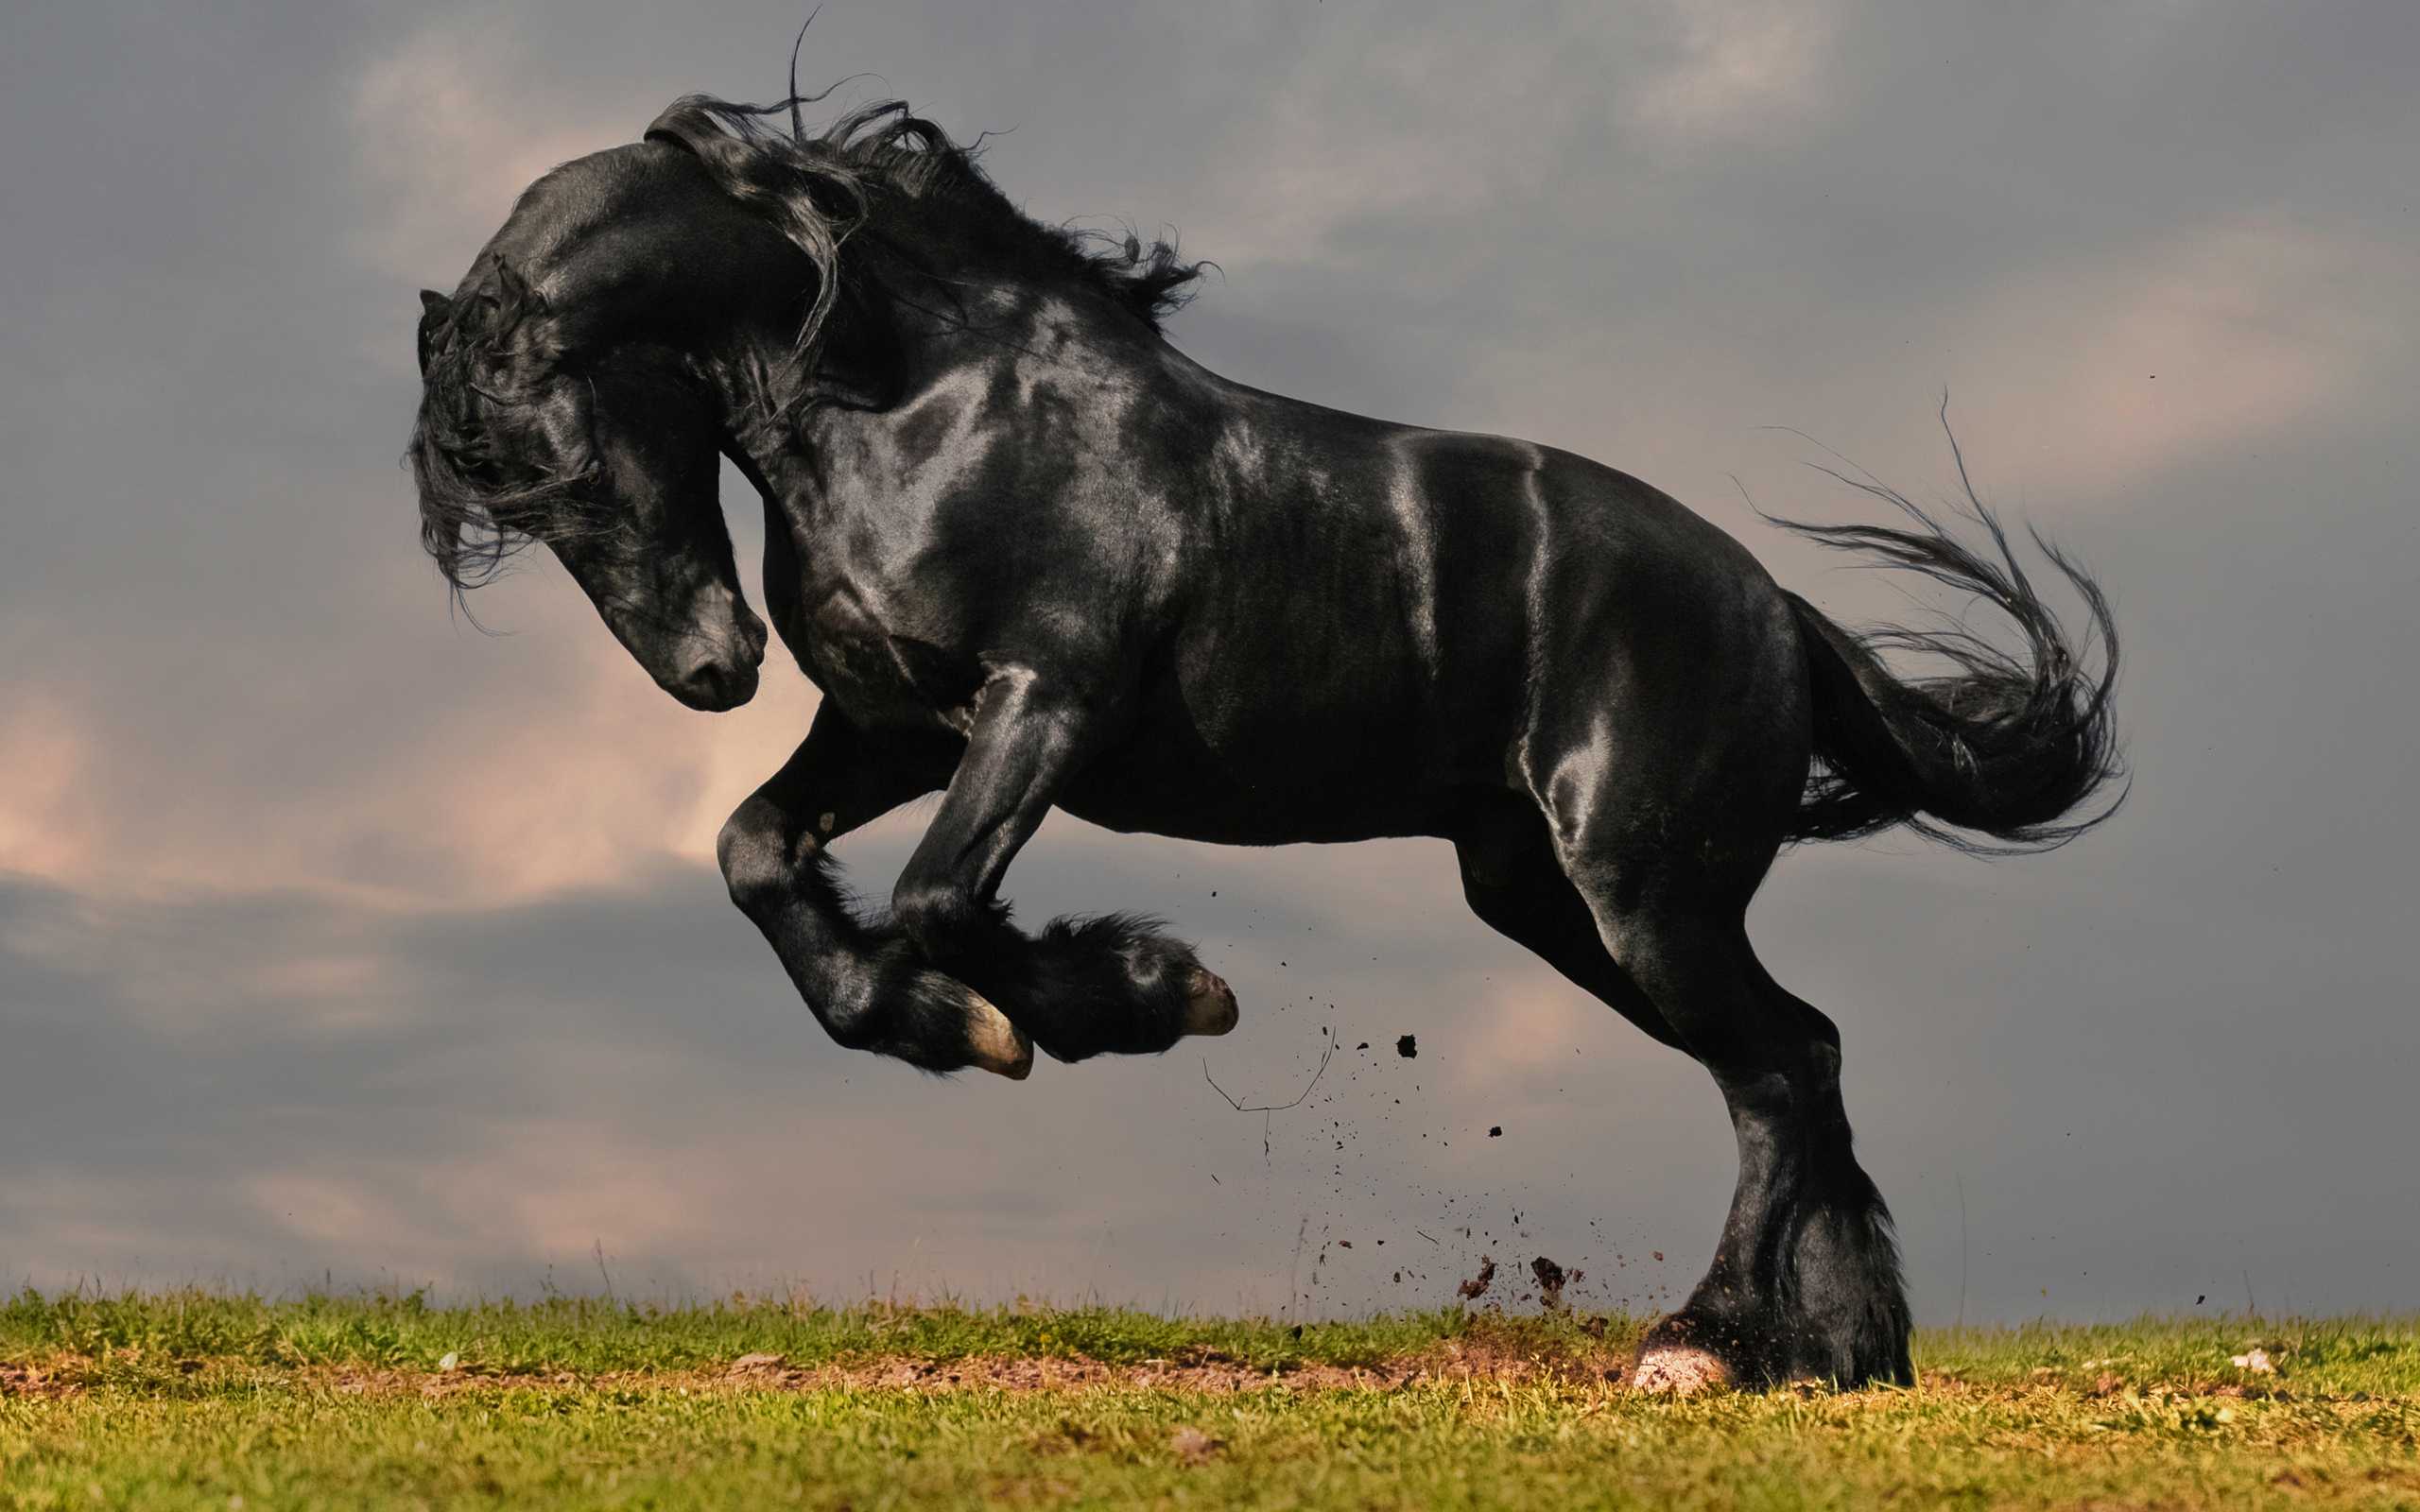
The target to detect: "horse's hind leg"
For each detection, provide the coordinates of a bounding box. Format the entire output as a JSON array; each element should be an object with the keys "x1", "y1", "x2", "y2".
[
  {"x1": 1507, "y1": 561, "x2": 1912, "y2": 1387},
  {"x1": 1520, "y1": 668, "x2": 1907, "y2": 1385},
  {"x1": 1573, "y1": 854, "x2": 1913, "y2": 1389},
  {"x1": 1450, "y1": 797, "x2": 1685, "y2": 1053},
  {"x1": 1457, "y1": 778, "x2": 1908, "y2": 1384}
]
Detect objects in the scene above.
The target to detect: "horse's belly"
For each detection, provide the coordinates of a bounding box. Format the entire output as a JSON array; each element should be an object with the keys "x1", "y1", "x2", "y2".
[
  {"x1": 1059, "y1": 689, "x2": 1512, "y2": 845},
  {"x1": 1055, "y1": 767, "x2": 1448, "y2": 844}
]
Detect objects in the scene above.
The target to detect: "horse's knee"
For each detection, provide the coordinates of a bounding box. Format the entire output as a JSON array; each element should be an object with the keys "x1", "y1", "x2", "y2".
[
  {"x1": 891, "y1": 873, "x2": 982, "y2": 957},
  {"x1": 717, "y1": 796, "x2": 811, "y2": 910}
]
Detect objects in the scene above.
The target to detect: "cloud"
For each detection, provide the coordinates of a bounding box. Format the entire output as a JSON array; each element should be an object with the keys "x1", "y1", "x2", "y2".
[
  {"x1": 1402, "y1": 209, "x2": 2420, "y2": 542},
  {"x1": 1629, "y1": 0, "x2": 1842, "y2": 145},
  {"x1": 1173, "y1": 0, "x2": 1839, "y2": 270},
  {"x1": 0, "y1": 590, "x2": 816, "y2": 909},
  {"x1": 1950, "y1": 215, "x2": 2420, "y2": 495},
  {"x1": 296, "y1": 623, "x2": 827, "y2": 906},
  {"x1": 0, "y1": 694, "x2": 98, "y2": 881},
  {"x1": 349, "y1": 16, "x2": 640, "y2": 285}
]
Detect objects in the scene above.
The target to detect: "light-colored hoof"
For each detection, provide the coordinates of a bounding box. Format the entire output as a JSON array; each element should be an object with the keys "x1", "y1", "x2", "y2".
[
  {"x1": 1630, "y1": 1348, "x2": 1731, "y2": 1396},
  {"x1": 1181, "y1": 967, "x2": 1238, "y2": 1037},
  {"x1": 965, "y1": 993, "x2": 1032, "y2": 1080}
]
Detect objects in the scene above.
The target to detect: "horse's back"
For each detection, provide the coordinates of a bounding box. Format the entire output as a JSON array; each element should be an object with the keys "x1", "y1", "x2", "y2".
[{"x1": 1070, "y1": 369, "x2": 1806, "y2": 845}]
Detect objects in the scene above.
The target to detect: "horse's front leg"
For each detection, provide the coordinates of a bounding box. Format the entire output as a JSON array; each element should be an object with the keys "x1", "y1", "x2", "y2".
[
  {"x1": 717, "y1": 705, "x2": 1035, "y2": 1077},
  {"x1": 890, "y1": 668, "x2": 1237, "y2": 1063}
]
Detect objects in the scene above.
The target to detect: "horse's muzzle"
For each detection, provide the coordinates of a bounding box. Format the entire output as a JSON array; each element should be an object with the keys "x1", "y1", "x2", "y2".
[
  {"x1": 652, "y1": 603, "x2": 769, "y2": 712},
  {"x1": 663, "y1": 654, "x2": 761, "y2": 712}
]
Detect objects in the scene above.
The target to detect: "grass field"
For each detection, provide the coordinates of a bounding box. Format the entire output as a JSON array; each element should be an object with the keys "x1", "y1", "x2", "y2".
[{"x1": 3, "y1": 1289, "x2": 2414, "y2": 1509}]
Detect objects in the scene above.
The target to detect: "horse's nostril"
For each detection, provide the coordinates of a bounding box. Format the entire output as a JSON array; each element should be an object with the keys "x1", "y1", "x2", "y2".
[{"x1": 674, "y1": 656, "x2": 757, "y2": 712}]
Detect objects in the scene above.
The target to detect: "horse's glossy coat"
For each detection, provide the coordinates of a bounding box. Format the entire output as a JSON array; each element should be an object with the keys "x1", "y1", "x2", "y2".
[{"x1": 412, "y1": 96, "x2": 2119, "y2": 1389}]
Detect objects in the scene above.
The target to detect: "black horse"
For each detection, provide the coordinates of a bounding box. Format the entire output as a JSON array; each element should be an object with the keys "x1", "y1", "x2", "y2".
[{"x1": 412, "y1": 94, "x2": 2118, "y2": 1391}]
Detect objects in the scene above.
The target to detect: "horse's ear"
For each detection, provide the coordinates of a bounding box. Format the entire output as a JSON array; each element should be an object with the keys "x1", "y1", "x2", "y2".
[
  {"x1": 644, "y1": 105, "x2": 708, "y2": 160},
  {"x1": 643, "y1": 103, "x2": 758, "y2": 183},
  {"x1": 418, "y1": 290, "x2": 454, "y2": 377}
]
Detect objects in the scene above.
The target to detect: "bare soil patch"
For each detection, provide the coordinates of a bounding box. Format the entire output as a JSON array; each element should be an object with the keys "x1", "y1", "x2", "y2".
[
  {"x1": 0, "y1": 1363, "x2": 78, "y2": 1400},
  {"x1": 163, "y1": 1316, "x2": 1643, "y2": 1400},
  {"x1": 285, "y1": 1340, "x2": 1634, "y2": 1400}
]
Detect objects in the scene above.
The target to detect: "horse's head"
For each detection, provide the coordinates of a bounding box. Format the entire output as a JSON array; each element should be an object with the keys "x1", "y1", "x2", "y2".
[
  {"x1": 409, "y1": 144, "x2": 812, "y2": 712},
  {"x1": 412, "y1": 98, "x2": 1196, "y2": 709}
]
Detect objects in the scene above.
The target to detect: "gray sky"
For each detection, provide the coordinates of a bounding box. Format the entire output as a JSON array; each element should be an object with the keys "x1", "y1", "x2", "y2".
[{"x1": 1, "y1": 0, "x2": 2413, "y2": 1323}]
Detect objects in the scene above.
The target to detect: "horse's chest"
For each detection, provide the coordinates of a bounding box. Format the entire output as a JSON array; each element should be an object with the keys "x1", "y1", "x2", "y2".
[{"x1": 793, "y1": 593, "x2": 982, "y2": 735}]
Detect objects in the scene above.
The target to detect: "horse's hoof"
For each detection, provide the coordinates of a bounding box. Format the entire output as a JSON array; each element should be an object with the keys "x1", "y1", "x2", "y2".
[
  {"x1": 1630, "y1": 1347, "x2": 1731, "y2": 1396},
  {"x1": 965, "y1": 992, "x2": 1032, "y2": 1079},
  {"x1": 1181, "y1": 968, "x2": 1238, "y2": 1036}
]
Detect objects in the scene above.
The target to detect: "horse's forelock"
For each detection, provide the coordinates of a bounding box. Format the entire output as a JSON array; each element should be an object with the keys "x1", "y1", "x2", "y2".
[{"x1": 408, "y1": 260, "x2": 605, "y2": 594}]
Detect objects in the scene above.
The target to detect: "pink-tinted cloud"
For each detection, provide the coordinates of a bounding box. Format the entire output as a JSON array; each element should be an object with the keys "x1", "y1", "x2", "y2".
[{"x1": 1945, "y1": 216, "x2": 2420, "y2": 498}]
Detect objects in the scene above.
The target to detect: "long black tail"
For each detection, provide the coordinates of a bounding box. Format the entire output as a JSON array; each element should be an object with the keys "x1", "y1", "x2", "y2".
[{"x1": 1775, "y1": 476, "x2": 2123, "y2": 854}]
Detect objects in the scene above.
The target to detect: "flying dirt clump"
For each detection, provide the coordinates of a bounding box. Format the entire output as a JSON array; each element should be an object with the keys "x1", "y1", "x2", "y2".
[
  {"x1": 1458, "y1": 1257, "x2": 1496, "y2": 1300},
  {"x1": 1530, "y1": 1256, "x2": 1567, "y2": 1309},
  {"x1": 1396, "y1": 1035, "x2": 1417, "y2": 1058}
]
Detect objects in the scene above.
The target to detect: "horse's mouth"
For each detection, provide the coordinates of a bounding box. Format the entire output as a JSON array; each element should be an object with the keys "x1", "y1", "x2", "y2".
[
  {"x1": 658, "y1": 653, "x2": 761, "y2": 712},
  {"x1": 615, "y1": 603, "x2": 769, "y2": 712}
]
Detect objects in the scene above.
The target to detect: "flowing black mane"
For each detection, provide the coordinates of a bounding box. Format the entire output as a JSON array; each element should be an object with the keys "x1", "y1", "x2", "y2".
[{"x1": 648, "y1": 94, "x2": 1203, "y2": 336}]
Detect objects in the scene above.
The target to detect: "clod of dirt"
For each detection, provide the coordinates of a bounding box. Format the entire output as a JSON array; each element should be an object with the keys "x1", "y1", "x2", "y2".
[
  {"x1": 1530, "y1": 1256, "x2": 1566, "y2": 1309},
  {"x1": 1631, "y1": 1347, "x2": 1731, "y2": 1396},
  {"x1": 729, "y1": 1353, "x2": 786, "y2": 1373},
  {"x1": 1489, "y1": 1126, "x2": 1502, "y2": 1137},
  {"x1": 1458, "y1": 1257, "x2": 1496, "y2": 1299},
  {"x1": 1395, "y1": 1035, "x2": 1417, "y2": 1058},
  {"x1": 1171, "y1": 1427, "x2": 1220, "y2": 1466},
  {"x1": 1028, "y1": 1422, "x2": 1099, "y2": 1456}
]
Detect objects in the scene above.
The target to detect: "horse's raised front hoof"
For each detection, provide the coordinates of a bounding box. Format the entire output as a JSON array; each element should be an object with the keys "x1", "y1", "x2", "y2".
[
  {"x1": 1630, "y1": 1346, "x2": 1733, "y2": 1396},
  {"x1": 964, "y1": 992, "x2": 1033, "y2": 1079},
  {"x1": 1181, "y1": 967, "x2": 1238, "y2": 1037}
]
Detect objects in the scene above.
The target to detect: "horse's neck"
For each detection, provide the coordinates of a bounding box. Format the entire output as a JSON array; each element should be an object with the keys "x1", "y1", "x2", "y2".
[
  {"x1": 790, "y1": 270, "x2": 1141, "y2": 433},
  {"x1": 729, "y1": 267, "x2": 1164, "y2": 534},
  {"x1": 894, "y1": 271, "x2": 1136, "y2": 368}
]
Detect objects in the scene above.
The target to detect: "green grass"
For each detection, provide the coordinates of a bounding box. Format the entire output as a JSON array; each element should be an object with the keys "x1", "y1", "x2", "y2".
[
  {"x1": 0, "y1": 1287, "x2": 1495, "y2": 1378},
  {"x1": 4, "y1": 1289, "x2": 2415, "y2": 1510}
]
